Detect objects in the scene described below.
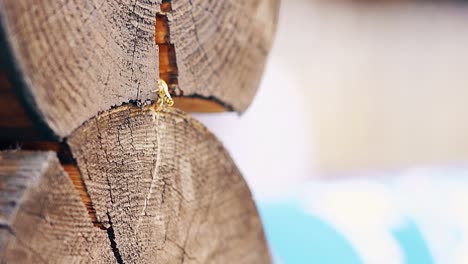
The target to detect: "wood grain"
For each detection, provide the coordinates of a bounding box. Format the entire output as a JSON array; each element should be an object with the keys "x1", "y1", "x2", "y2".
[
  {"x1": 0, "y1": 0, "x2": 279, "y2": 139},
  {"x1": 0, "y1": 151, "x2": 113, "y2": 263},
  {"x1": 170, "y1": 0, "x2": 279, "y2": 111},
  {"x1": 68, "y1": 104, "x2": 270, "y2": 263}
]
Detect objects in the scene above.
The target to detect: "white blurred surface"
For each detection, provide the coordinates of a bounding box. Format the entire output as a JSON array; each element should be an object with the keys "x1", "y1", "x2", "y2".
[
  {"x1": 266, "y1": 168, "x2": 468, "y2": 264},
  {"x1": 301, "y1": 2, "x2": 468, "y2": 173},
  {"x1": 193, "y1": 59, "x2": 314, "y2": 200},
  {"x1": 195, "y1": 0, "x2": 468, "y2": 198}
]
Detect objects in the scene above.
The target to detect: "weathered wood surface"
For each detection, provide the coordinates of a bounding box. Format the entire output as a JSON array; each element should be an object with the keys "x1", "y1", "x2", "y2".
[
  {"x1": 67, "y1": 105, "x2": 270, "y2": 263},
  {"x1": 0, "y1": 0, "x2": 279, "y2": 139},
  {"x1": 0, "y1": 1, "x2": 275, "y2": 261},
  {"x1": 0, "y1": 151, "x2": 114, "y2": 263}
]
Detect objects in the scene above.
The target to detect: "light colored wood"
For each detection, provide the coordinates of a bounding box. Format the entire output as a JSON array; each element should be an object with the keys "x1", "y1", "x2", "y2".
[
  {"x1": 68, "y1": 104, "x2": 270, "y2": 263},
  {"x1": 171, "y1": 0, "x2": 279, "y2": 111},
  {"x1": 0, "y1": 151, "x2": 113, "y2": 263},
  {"x1": 0, "y1": 0, "x2": 279, "y2": 139},
  {"x1": 63, "y1": 164, "x2": 103, "y2": 228}
]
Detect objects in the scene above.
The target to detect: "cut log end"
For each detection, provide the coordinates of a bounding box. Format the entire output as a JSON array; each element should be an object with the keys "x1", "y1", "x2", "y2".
[
  {"x1": 0, "y1": 151, "x2": 113, "y2": 263},
  {"x1": 61, "y1": 105, "x2": 270, "y2": 263},
  {"x1": 0, "y1": 0, "x2": 279, "y2": 139},
  {"x1": 0, "y1": 105, "x2": 271, "y2": 263},
  {"x1": 0, "y1": 0, "x2": 275, "y2": 261}
]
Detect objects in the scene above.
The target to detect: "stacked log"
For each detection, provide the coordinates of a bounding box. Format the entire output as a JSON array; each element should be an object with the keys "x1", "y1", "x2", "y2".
[{"x1": 0, "y1": 0, "x2": 279, "y2": 263}]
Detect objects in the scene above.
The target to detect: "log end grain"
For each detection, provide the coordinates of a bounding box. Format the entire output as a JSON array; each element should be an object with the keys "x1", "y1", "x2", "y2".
[
  {"x1": 0, "y1": 151, "x2": 113, "y2": 263},
  {"x1": 0, "y1": 0, "x2": 279, "y2": 139},
  {"x1": 68, "y1": 105, "x2": 271, "y2": 263}
]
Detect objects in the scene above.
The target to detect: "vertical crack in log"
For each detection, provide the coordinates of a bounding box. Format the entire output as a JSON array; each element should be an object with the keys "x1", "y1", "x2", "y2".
[
  {"x1": 106, "y1": 212, "x2": 124, "y2": 264},
  {"x1": 156, "y1": 2, "x2": 181, "y2": 95},
  {"x1": 155, "y1": 2, "x2": 234, "y2": 111}
]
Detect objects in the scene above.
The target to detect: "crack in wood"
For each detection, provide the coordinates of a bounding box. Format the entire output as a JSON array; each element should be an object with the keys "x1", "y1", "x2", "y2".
[
  {"x1": 106, "y1": 212, "x2": 124, "y2": 264},
  {"x1": 156, "y1": 2, "x2": 180, "y2": 95},
  {"x1": 155, "y1": 2, "x2": 232, "y2": 112}
]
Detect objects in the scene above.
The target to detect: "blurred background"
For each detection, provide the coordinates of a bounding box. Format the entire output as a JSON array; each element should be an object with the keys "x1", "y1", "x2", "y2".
[{"x1": 194, "y1": 0, "x2": 468, "y2": 263}]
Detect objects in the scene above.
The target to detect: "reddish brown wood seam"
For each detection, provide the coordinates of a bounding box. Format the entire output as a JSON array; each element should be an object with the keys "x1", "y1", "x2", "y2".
[{"x1": 156, "y1": 2, "x2": 180, "y2": 95}]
